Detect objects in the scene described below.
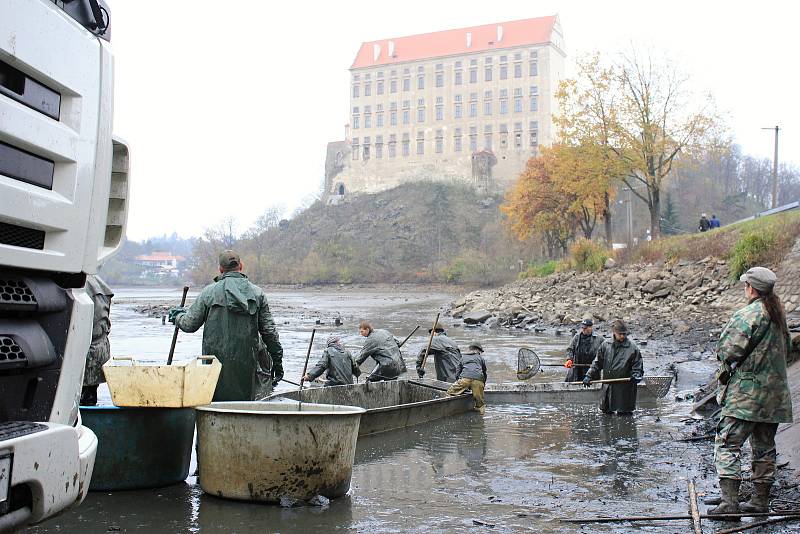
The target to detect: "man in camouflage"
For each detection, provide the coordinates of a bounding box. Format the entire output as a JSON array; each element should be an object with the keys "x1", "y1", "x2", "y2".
[
  {"x1": 169, "y1": 250, "x2": 284, "y2": 401},
  {"x1": 416, "y1": 322, "x2": 461, "y2": 382},
  {"x1": 710, "y1": 266, "x2": 793, "y2": 517},
  {"x1": 564, "y1": 318, "x2": 603, "y2": 382},
  {"x1": 80, "y1": 275, "x2": 114, "y2": 406},
  {"x1": 583, "y1": 320, "x2": 643, "y2": 414}
]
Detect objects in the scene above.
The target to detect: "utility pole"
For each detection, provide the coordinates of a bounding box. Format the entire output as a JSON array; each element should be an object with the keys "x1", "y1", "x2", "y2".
[
  {"x1": 627, "y1": 187, "x2": 633, "y2": 249},
  {"x1": 762, "y1": 126, "x2": 780, "y2": 208}
]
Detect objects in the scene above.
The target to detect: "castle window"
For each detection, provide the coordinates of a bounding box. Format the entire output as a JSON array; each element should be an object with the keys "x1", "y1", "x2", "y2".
[
  {"x1": 352, "y1": 138, "x2": 359, "y2": 160},
  {"x1": 403, "y1": 77, "x2": 410, "y2": 91},
  {"x1": 469, "y1": 126, "x2": 477, "y2": 151},
  {"x1": 375, "y1": 135, "x2": 383, "y2": 159},
  {"x1": 435, "y1": 96, "x2": 444, "y2": 121},
  {"x1": 454, "y1": 128, "x2": 462, "y2": 152},
  {"x1": 418, "y1": 74, "x2": 425, "y2": 90},
  {"x1": 390, "y1": 78, "x2": 397, "y2": 93},
  {"x1": 485, "y1": 66, "x2": 492, "y2": 82},
  {"x1": 377, "y1": 80, "x2": 384, "y2": 95},
  {"x1": 363, "y1": 136, "x2": 370, "y2": 160},
  {"x1": 364, "y1": 82, "x2": 371, "y2": 96},
  {"x1": 455, "y1": 70, "x2": 463, "y2": 85},
  {"x1": 388, "y1": 134, "x2": 397, "y2": 158},
  {"x1": 514, "y1": 62, "x2": 522, "y2": 78},
  {"x1": 454, "y1": 94, "x2": 463, "y2": 119},
  {"x1": 484, "y1": 125, "x2": 493, "y2": 150},
  {"x1": 530, "y1": 86, "x2": 539, "y2": 111},
  {"x1": 529, "y1": 120, "x2": 539, "y2": 148},
  {"x1": 352, "y1": 84, "x2": 360, "y2": 98},
  {"x1": 435, "y1": 129, "x2": 443, "y2": 153},
  {"x1": 416, "y1": 131, "x2": 425, "y2": 155},
  {"x1": 402, "y1": 133, "x2": 410, "y2": 157},
  {"x1": 515, "y1": 122, "x2": 523, "y2": 148}
]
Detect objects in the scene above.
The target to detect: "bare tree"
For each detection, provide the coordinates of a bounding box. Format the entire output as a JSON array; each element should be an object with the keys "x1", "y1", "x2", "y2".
[{"x1": 611, "y1": 50, "x2": 720, "y2": 238}]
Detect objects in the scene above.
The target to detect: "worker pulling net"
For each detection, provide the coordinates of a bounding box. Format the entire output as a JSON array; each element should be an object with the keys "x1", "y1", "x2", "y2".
[{"x1": 516, "y1": 348, "x2": 541, "y2": 380}]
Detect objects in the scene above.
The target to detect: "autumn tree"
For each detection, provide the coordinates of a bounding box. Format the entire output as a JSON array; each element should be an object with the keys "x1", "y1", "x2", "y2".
[
  {"x1": 558, "y1": 51, "x2": 722, "y2": 239},
  {"x1": 502, "y1": 150, "x2": 576, "y2": 257}
]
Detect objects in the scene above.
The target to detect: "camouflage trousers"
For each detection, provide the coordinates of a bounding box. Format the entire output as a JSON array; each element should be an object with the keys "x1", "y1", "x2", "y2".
[
  {"x1": 447, "y1": 378, "x2": 485, "y2": 415},
  {"x1": 714, "y1": 416, "x2": 779, "y2": 483}
]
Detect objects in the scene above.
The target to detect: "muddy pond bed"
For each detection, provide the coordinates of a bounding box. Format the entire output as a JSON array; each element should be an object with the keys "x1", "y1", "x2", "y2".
[{"x1": 29, "y1": 287, "x2": 799, "y2": 533}]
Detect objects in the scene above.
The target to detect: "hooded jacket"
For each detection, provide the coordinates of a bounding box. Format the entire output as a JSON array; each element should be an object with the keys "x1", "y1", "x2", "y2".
[{"x1": 176, "y1": 271, "x2": 283, "y2": 401}]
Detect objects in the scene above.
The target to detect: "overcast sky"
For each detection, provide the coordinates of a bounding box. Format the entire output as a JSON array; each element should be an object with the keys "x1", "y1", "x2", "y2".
[{"x1": 110, "y1": 0, "x2": 800, "y2": 241}]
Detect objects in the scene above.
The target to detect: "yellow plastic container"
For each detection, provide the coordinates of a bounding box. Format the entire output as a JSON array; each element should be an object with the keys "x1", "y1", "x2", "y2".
[{"x1": 103, "y1": 356, "x2": 221, "y2": 407}]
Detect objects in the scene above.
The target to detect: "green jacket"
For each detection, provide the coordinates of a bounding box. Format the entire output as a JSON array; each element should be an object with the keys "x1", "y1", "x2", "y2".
[
  {"x1": 716, "y1": 299, "x2": 793, "y2": 424},
  {"x1": 176, "y1": 272, "x2": 283, "y2": 401},
  {"x1": 416, "y1": 333, "x2": 462, "y2": 382},
  {"x1": 564, "y1": 332, "x2": 603, "y2": 382},
  {"x1": 307, "y1": 346, "x2": 361, "y2": 386},
  {"x1": 587, "y1": 338, "x2": 643, "y2": 413}
]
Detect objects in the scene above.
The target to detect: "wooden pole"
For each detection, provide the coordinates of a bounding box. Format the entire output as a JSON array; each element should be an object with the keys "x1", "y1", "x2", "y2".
[
  {"x1": 419, "y1": 313, "x2": 440, "y2": 374},
  {"x1": 567, "y1": 377, "x2": 632, "y2": 385},
  {"x1": 560, "y1": 512, "x2": 800, "y2": 524},
  {"x1": 715, "y1": 515, "x2": 800, "y2": 534},
  {"x1": 297, "y1": 328, "x2": 316, "y2": 411},
  {"x1": 688, "y1": 479, "x2": 702, "y2": 534},
  {"x1": 398, "y1": 325, "x2": 420, "y2": 348},
  {"x1": 166, "y1": 286, "x2": 189, "y2": 365}
]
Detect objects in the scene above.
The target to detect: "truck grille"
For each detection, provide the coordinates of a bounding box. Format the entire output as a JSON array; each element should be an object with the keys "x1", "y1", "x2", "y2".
[
  {"x1": 0, "y1": 279, "x2": 37, "y2": 305},
  {"x1": 0, "y1": 222, "x2": 45, "y2": 250},
  {"x1": 0, "y1": 336, "x2": 27, "y2": 367}
]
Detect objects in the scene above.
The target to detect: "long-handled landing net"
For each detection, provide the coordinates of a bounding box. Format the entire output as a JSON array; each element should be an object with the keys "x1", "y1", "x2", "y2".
[
  {"x1": 566, "y1": 375, "x2": 675, "y2": 399},
  {"x1": 517, "y1": 348, "x2": 541, "y2": 380}
]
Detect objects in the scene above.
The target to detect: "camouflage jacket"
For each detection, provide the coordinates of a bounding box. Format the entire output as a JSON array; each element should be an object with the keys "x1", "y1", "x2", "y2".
[
  {"x1": 716, "y1": 299, "x2": 793, "y2": 423},
  {"x1": 83, "y1": 275, "x2": 113, "y2": 386}
]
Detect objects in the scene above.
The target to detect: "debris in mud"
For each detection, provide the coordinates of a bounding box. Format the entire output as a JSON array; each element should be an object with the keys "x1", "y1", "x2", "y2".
[
  {"x1": 308, "y1": 495, "x2": 330, "y2": 508},
  {"x1": 472, "y1": 519, "x2": 495, "y2": 527},
  {"x1": 279, "y1": 495, "x2": 299, "y2": 508}
]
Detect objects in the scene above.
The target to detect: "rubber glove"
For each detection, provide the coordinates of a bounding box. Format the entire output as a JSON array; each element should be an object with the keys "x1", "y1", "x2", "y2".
[
  {"x1": 417, "y1": 369, "x2": 425, "y2": 379},
  {"x1": 271, "y1": 361, "x2": 284, "y2": 387},
  {"x1": 582, "y1": 375, "x2": 592, "y2": 388},
  {"x1": 565, "y1": 359, "x2": 574, "y2": 368},
  {"x1": 167, "y1": 306, "x2": 187, "y2": 324},
  {"x1": 631, "y1": 374, "x2": 643, "y2": 384}
]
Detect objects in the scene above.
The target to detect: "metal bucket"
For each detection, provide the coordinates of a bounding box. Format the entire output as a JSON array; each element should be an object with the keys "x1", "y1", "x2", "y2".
[
  {"x1": 80, "y1": 406, "x2": 195, "y2": 491},
  {"x1": 195, "y1": 402, "x2": 364, "y2": 503}
]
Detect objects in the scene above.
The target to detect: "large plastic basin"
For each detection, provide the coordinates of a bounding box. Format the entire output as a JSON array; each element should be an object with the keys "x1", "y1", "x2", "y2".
[
  {"x1": 80, "y1": 406, "x2": 195, "y2": 490},
  {"x1": 196, "y1": 401, "x2": 364, "y2": 503}
]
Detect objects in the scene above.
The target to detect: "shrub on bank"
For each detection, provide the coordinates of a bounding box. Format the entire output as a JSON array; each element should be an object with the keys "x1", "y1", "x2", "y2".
[
  {"x1": 728, "y1": 230, "x2": 778, "y2": 280},
  {"x1": 519, "y1": 260, "x2": 559, "y2": 279},
  {"x1": 568, "y1": 238, "x2": 609, "y2": 272}
]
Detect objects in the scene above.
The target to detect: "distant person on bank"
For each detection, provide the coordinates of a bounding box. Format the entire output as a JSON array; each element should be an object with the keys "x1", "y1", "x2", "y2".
[
  {"x1": 698, "y1": 213, "x2": 711, "y2": 232},
  {"x1": 303, "y1": 334, "x2": 361, "y2": 386},
  {"x1": 416, "y1": 322, "x2": 462, "y2": 382},
  {"x1": 356, "y1": 321, "x2": 403, "y2": 382},
  {"x1": 168, "y1": 250, "x2": 284, "y2": 401},
  {"x1": 710, "y1": 214, "x2": 721, "y2": 229},
  {"x1": 447, "y1": 341, "x2": 488, "y2": 415},
  {"x1": 564, "y1": 318, "x2": 603, "y2": 383},
  {"x1": 709, "y1": 266, "x2": 793, "y2": 518},
  {"x1": 583, "y1": 320, "x2": 643, "y2": 415}
]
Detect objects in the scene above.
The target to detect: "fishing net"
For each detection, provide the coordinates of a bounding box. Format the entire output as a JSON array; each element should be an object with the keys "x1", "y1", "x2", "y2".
[
  {"x1": 516, "y1": 348, "x2": 541, "y2": 380},
  {"x1": 643, "y1": 375, "x2": 674, "y2": 399}
]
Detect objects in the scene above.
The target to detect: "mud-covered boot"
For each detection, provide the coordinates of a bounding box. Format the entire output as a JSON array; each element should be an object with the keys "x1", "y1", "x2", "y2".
[
  {"x1": 739, "y1": 483, "x2": 771, "y2": 514},
  {"x1": 708, "y1": 478, "x2": 741, "y2": 519}
]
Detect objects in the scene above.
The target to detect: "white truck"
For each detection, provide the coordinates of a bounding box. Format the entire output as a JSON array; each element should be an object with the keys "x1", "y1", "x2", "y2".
[{"x1": 0, "y1": 0, "x2": 129, "y2": 530}]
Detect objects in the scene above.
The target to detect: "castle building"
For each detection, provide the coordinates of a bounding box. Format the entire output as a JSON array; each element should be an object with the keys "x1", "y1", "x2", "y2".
[{"x1": 325, "y1": 15, "x2": 565, "y2": 199}]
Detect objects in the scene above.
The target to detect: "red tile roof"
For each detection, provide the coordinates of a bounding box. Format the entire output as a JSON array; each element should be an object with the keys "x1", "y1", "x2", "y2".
[{"x1": 351, "y1": 16, "x2": 558, "y2": 69}]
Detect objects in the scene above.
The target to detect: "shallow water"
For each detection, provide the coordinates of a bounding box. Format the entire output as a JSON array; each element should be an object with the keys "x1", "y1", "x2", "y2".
[{"x1": 30, "y1": 287, "x2": 797, "y2": 533}]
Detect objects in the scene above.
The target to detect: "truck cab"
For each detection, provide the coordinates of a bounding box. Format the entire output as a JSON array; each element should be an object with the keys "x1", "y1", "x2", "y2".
[{"x1": 0, "y1": 0, "x2": 129, "y2": 529}]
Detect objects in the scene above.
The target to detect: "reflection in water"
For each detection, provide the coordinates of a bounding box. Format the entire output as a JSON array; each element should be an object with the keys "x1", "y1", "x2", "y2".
[{"x1": 29, "y1": 288, "x2": 750, "y2": 533}]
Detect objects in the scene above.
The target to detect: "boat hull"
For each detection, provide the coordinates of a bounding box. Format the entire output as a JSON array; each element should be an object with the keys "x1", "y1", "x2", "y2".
[
  {"x1": 268, "y1": 379, "x2": 475, "y2": 436},
  {"x1": 484, "y1": 381, "x2": 659, "y2": 405}
]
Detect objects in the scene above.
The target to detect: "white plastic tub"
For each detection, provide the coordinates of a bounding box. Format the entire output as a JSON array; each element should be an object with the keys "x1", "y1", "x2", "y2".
[
  {"x1": 102, "y1": 356, "x2": 221, "y2": 407},
  {"x1": 196, "y1": 401, "x2": 365, "y2": 502}
]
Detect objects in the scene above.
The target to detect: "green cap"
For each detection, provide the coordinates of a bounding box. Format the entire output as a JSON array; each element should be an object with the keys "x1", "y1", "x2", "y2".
[
  {"x1": 739, "y1": 266, "x2": 776, "y2": 294},
  {"x1": 218, "y1": 250, "x2": 241, "y2": 270}
]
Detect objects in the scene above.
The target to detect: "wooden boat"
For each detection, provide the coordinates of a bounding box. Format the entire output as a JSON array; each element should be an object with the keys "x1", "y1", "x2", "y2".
[
  {"x1": 266, "y1": 378, "x2": 474, "y2": 436},
  {"x1": 484, "y1": 378, "x2": 670, "y2": 405}
]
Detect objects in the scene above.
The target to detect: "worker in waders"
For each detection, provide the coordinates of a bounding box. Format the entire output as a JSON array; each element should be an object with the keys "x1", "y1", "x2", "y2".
[
  {"x1": 583, "y1": 320, "x2": 643, "y2": 415},
  {"x1": 169, "y1": 250, "x2": 284, "y2": 401},
  {"x1": 303, "y1": 334, "x2": 361, "y2": 386},
  {"x1": 356, "y1": 320, "x2": 403, "y2": 381},
  {"x1": 709, "y1": 267, "x2": 793, "y2": 519},
  {"x1": 416, "y1": 322, "x2": 462, "y2": 382},
  {"x1": 447, "y1": 341, "x2": 487, "y2": 415},
  {"x1": 564, "y1": 318, "x2": 603, "y2": 383}
]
